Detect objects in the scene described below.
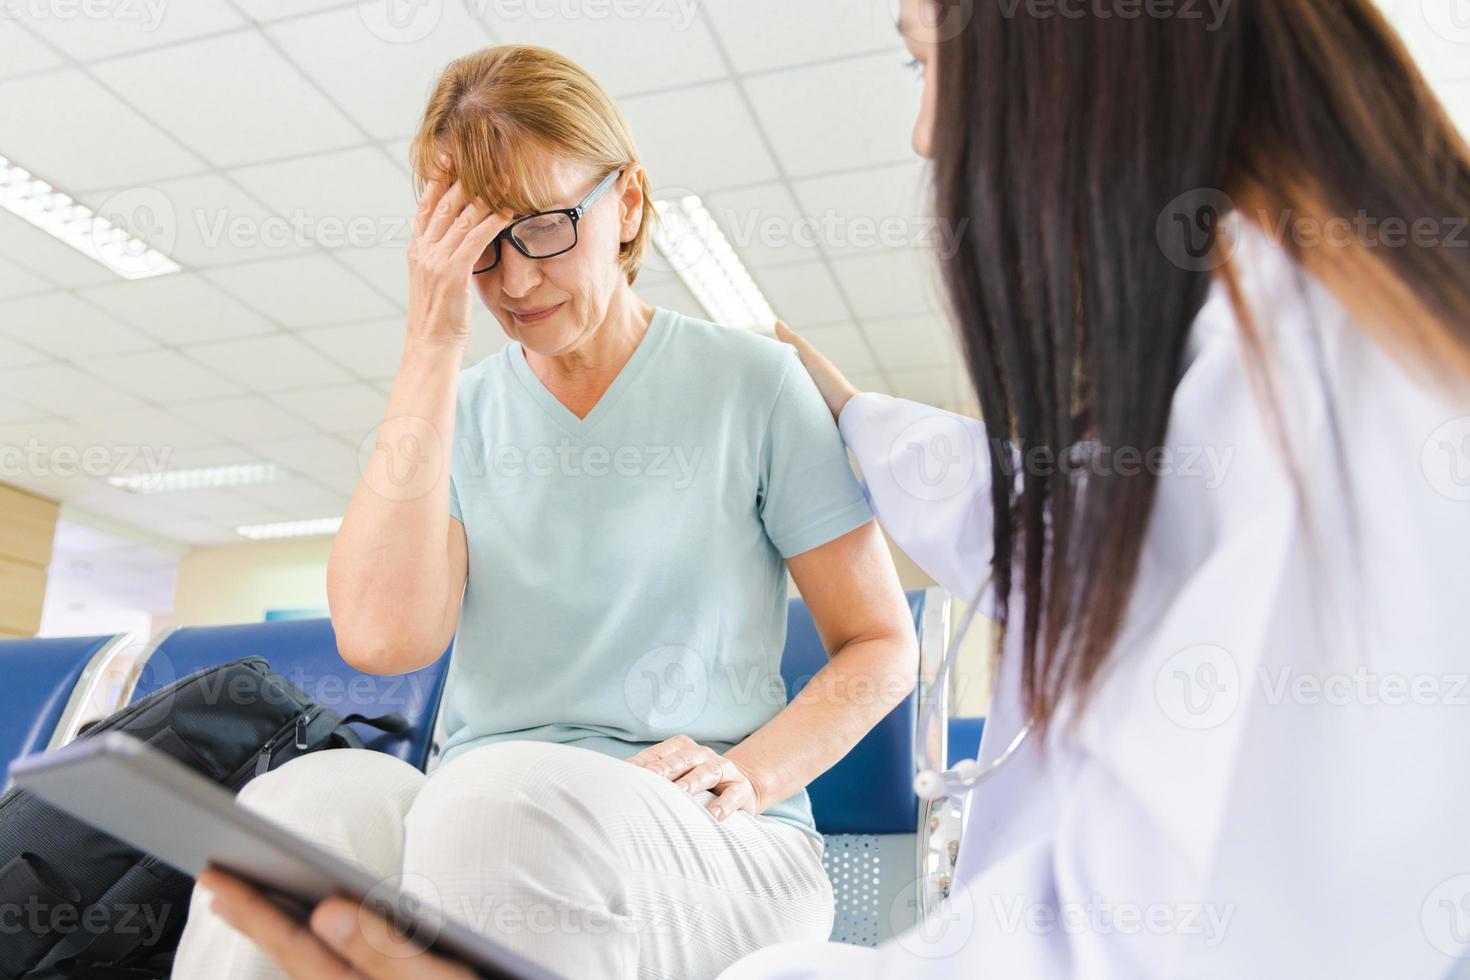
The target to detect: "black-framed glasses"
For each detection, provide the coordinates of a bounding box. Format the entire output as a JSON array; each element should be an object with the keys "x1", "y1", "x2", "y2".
[{"x1": 472, "y1": 169, "x2": 624, "y2": 275}]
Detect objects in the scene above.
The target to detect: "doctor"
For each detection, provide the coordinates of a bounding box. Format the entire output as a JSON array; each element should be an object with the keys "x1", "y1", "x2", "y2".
[
  {"x1": 733, "y1": 0, "x2": 1470, "y2": 975},
  {"x1": 201, "y1": 0, "x2": 1470, "y2": 976}
]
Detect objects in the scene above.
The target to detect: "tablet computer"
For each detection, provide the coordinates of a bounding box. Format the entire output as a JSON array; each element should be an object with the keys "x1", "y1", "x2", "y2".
[{"x1": 8, "y1": 732, "x2": 560, "y2": 980}]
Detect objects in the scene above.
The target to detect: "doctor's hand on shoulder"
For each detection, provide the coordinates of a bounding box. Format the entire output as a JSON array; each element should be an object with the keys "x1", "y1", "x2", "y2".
[
  {"x1": 775, "y1": 321, "x2": 859, "y2": 422},
  {"x1": 198, "y1": 868, "x2": 473, "y2": 980}
]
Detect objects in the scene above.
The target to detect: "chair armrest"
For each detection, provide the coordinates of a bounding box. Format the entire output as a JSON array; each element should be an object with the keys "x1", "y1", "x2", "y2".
[{"x1": 45, "y1": 633, "x2": 138, "y2": 750}]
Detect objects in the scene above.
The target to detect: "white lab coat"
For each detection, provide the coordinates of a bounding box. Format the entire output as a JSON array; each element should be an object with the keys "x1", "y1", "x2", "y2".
[{"x1": 722, "y1": 222, "x2": 1470, "y2": 979}]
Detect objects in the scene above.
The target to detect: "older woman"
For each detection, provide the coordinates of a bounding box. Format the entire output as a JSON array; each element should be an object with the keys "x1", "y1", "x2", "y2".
[{"x1": 171, "y1": 45, "x2": 917, "y2": 980}]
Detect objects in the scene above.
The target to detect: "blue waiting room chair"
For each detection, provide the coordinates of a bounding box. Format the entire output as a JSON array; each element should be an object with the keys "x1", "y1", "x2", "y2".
[
  {"x1": 124, "y1": 618, "x2": 452, "y2": 771},
  {"x1": 0, "y1": 633, "x2": 136, "y2": 786},
  {"x1": 780, "y1": 586, "x2": 956, "y2": 947},
  {"x1": 14, "y1": 586, "x2": 963, "y2": 948}
]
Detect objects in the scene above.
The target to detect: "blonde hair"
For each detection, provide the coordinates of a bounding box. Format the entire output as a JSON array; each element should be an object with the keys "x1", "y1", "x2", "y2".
[{"x1": 410, "y1": 45, "x2": 656, "y2": 284}]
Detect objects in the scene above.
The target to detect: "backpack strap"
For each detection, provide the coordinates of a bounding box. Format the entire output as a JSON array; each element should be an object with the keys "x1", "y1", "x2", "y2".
[{"x1": 338, "y1": 712, "x2": 410, "y2": 734}]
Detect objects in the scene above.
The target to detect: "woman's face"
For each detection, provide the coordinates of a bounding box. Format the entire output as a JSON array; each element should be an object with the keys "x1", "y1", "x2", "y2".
[
  {"x1": 900, "y1": 0, "x2": 941, "y2": 160},
  {"x1": 472, "y1": 151, "x2": 644, "y2": 358}
]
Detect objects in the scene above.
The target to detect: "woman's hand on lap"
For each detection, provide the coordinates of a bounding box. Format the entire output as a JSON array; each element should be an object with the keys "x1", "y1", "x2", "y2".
[{"x1": 627, "y1": 734, "x2": 766, "y2": 822}]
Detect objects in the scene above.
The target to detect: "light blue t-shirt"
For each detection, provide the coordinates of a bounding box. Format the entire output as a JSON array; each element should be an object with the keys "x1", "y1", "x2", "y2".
[{"x1": 440, "y1": 307, "x2": 873, "y2": 839}]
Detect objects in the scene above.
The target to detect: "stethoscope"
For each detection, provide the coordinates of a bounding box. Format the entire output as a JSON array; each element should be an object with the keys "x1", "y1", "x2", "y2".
[{"x1": 912, "y1": 574, "x2": 1034, "y2": 801}]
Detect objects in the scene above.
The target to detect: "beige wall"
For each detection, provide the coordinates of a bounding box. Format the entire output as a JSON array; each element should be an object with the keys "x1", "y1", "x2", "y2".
[
  {"x1": 889, "y1": 532, "x2": 996, "y2": 719},
  {"x1": 169, "y1": 537, "x2": 334, "y2": 628},
  {"x1": 0, "y1": 483, "x2": 60, "y2": 637}
]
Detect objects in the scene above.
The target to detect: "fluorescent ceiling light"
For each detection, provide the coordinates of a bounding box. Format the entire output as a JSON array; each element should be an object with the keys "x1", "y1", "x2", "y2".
[
  {"x1": 109, "y1": 463, "x2": 292, "y2": 494},
  {"x1": 236, "y1": 517, "x2": 343, "y2": 541},
  {"x1": 0, "y1": 154, "x2": 181, "y2": 280},
  {"x1": 652, "y1": 195, "x2": 776, "y2": 330}
]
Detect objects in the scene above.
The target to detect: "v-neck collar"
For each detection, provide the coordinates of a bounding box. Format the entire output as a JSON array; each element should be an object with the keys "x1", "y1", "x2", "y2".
[{"x1": 507, "y1": 307, "x2": 672, "y2": 437}]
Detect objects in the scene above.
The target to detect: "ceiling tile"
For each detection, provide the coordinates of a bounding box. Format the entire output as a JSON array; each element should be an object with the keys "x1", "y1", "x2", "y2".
[
  {"x1": 229, "y1": 477, "x2": 346, "y2": 516},
  {"x1": 183, "y1": 333, "x2": 354, "y2": 392},
  {"x1": 134, "y1": 442, "x2": 262, "y2": 471},
  {"x1": 620, "y1": 83, "x2": 780, "y2": 192},
  {"x1": 0, "y1": 334, "x2": 50, "y2": 369},
  {"x1": 0, "y1": 417, "x2": 114, "y2": 487},
  {"x1": 297, "y1": 316, "x2": 407, "y2": 380},
  {"x1": 228, "y1": 146, "x2": 416, "y2": 240},
  {"x1": 231, "y1": 0, "x2": 348, "y2": 21},
  {"x1": 1377, "y1": 0, "x2": 1470, "y2": 81},
  {"x1": 23, "y1": 1, "x2": 246, "y2": 61},
  {"x1": 92, "y1": 32, "x2": 362, "y2": 168},
  {"x1": 0, "y1": 20, "x2": 65, "y2": 77},
  {"x1": 0, "y1": 213, "x2": 116, "y2": 288},
  {"x1": 63, "y1": 481, "x2": 172, "y2": 521},
  {"x1": 69, "y1": 405, "x2": 219, "y2": 450},
  {"x1": 75, "y1": 173, "x2": 313, "y2": 269},
  {"x1": 847, "y1": 370, "x2": 891, "y2": 396},
  {"x1": 703, "y1": 0, "x2": 899, "y2": 74},
  {"x1": 155, "y1": 519, "x2": 243, "y2": 545},
  {"x1": 634, "y1": 276, "x2": 702, "y2": 320},
  {"x1": 0, "y1": 363, "x2": 140, "y2": 415},
  {"x1": 161, "y1": 486, "x2": 288, "y2": 522},
  {"x1": 0, "y1": 291, "x2": 156, "y2": 358},
  {"x1": 382, "y1": 138, "x2": 411, "y2": 169},
  {"x1": 828, "y1": 247, "x2": 942, "y2": 320},
  {"x1": 268, "y1": 3, "x2": 492, "y2": 140},
  {"x1": 744, "y1": 51, "x2": 920, "y2": 178},
  {"x1": 0, "y1": 393, "x2": 49, "y2": 423},
  {"x1": 699, "y1": 182, "x2": 822, "y2": 269},
  {"x1": 268, "y1": 382, "x2": 386, "y2": 433},
  {"x1": 311, "y1": 465, "x2": 366, "y2": 496},
  {"x1": 80, "y1": 348, "x2": 245, "y2": 403},
  {"x1": 887, "y1": 366, "x2": 957, "y2": 406},
  {"x1": 790, "y1": 161, "x2": 935, "y2": 258},
  {"x1": 1439, "y1": 78, "x2": 1470, "y2": 139},
  {"x1": 180, "y1": 394, "x2": 319, "y2": 441},
  {"x1": 0, "y1": 256, "x2": 55, "y2": 299},
  {"x1": 862, "y1": 314, "x2": 957, "y2": 369},
  {"x1": 483, "y1": 4, "x2": 725, "y2": 96},
  {"x1": 331, "y1": 245, "x2": 409, "y2": 309},
  {"x1": 77, "y1": 273, "x2": 277, "y2": 345},
  {"x1": 0, "y1": 70, "x2": 203, "y2": 190},
  {"x1": 750, "y1": 261, "x2": 850, "y2": 326},
  {"x1": 247, "y1": 433, "x2": 360, "y2": 477},
  {"x1": 203, "y1": 253, "x2": 397, "y2": 327},
  {"x1": 798, "y1": 322, "x2": 878, "y2": 376}
]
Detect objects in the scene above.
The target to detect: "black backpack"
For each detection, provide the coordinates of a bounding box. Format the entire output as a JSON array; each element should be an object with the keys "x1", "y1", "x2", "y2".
[{"x1": 0, "y1": 655, "x2": 409, "y2": 979}]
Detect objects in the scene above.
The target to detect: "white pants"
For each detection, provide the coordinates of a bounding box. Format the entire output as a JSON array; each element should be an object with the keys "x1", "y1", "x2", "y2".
[{"x1": 172, "y1": 742, "x2": 834, "y2": 980}]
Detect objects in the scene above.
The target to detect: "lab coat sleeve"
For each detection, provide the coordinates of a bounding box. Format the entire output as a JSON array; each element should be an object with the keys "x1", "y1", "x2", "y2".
[{"x1": 836, "y1": 392, "x2": 996, "y2": 605}]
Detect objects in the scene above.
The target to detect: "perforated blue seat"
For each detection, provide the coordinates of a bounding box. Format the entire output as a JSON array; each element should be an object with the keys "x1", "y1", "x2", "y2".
[
  {"x1": 1, "y1": 634, "x2": 132, "y2": 783},
  {"x1": 949, "y1": 716, "x2": 985, "y2": 767},
  {"x1": 128, "y1": 619, "x2": 451, "y2": 771},
  {"x1": 781, "y1": 591, "x2": 930, "y2": 836},
  {"x1": 779, "y1": 587, "x2": 953, "y2": 946}
]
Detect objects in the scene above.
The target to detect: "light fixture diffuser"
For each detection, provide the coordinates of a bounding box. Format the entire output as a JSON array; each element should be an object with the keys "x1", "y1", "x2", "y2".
[
  {"x1": 235, "y1": 517, "x2": 343, "y2": 541},
  {"x1": 652, "y1": 195, "x2": 777, "y2": 330},
  {"x1": 109, "y1": 463, "x2": 292, "y2": 494},
  {"x1": 0, "y1": 154, "x2": 181, "y2": 280}
]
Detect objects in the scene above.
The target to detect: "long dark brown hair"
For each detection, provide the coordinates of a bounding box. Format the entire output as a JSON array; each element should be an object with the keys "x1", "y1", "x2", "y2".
[{"x1": 931, "y1": 0, "x2": 1470, "y2": 730}]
